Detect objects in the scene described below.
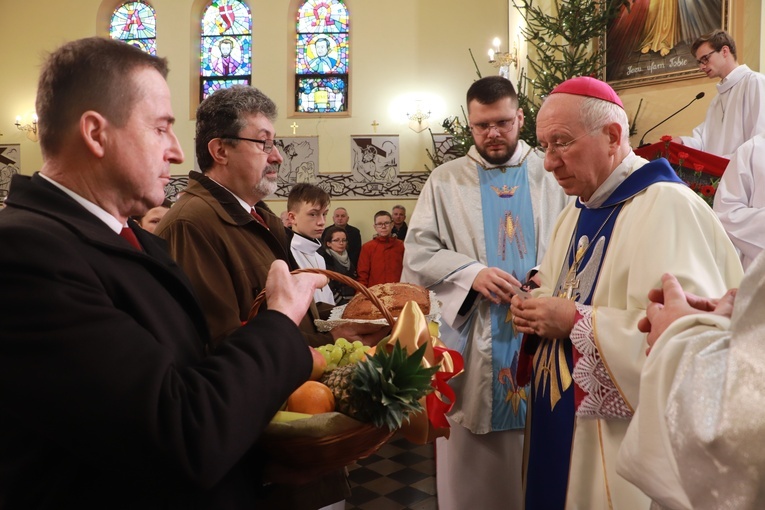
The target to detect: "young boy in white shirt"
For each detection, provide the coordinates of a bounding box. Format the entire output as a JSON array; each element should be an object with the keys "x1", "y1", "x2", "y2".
[{"x1": 287, "y1": 183, "x2": 335, "y2": 306}]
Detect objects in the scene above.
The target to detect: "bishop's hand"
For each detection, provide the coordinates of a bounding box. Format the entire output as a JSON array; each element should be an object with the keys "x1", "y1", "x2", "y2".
[{"x1": 511, "y1": 296, "x2": 577, "y2": 339}]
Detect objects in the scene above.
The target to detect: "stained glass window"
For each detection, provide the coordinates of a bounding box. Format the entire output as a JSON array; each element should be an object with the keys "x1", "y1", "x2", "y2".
[
  {"x1": 200, "y1": 0, "x2": 252, "y2": 101},
  {"x1": 296, "y1": 0, "x2": 349, "y2": 113},
  {"x1": 110, "y1": 2, "x2": 157, "y2": 55}
]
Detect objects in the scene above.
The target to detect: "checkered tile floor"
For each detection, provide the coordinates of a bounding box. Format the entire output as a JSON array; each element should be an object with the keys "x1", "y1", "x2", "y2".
[{"x1": 345, "y1": 434, "x2": 437, "y2": 510}]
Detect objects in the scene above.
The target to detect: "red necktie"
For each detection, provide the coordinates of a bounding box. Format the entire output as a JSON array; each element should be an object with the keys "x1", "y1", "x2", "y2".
[
  {"x1": 120, "y1": 227, "x2": 143, "y2": 251},
  {"x1": 250, "y1": 208, "x2": 269, "y2": 229}
]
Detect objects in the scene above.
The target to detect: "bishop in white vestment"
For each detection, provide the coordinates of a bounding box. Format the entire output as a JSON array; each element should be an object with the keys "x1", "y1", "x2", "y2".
[{"x1": 512, "y1": 77, "x2": 743, "y2": 510}]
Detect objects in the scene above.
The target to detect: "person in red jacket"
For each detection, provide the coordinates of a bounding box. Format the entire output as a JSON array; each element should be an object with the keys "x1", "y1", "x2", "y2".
[{"x1": 357, "y1": 210, "x2": 405, "y2": 286}]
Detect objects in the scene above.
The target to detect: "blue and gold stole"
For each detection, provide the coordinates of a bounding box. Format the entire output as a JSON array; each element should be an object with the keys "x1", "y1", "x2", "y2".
[{"x1": 478, "y1": 157, "x2": 537, "y2": 431}]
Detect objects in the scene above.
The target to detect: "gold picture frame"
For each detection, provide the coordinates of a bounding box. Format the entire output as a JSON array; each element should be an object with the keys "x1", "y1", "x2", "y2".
[{"x1": 605, "y1": 0, "x2": 730, "y2": 90}]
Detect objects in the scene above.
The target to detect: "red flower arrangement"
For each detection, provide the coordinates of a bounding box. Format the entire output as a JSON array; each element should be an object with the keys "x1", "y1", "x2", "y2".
[{"x1": 657, "y1": 136, "x2": 719, "y2": 207}]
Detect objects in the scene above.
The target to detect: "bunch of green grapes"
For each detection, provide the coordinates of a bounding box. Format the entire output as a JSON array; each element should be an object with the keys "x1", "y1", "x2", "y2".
[{"x1": 316, "y1": 337, "x2": 370, "y2": 371}]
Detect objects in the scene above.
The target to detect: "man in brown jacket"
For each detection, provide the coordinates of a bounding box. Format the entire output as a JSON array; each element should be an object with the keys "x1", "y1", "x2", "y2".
[
  {"x1": 156, "y1": 85, "x2": 380, "y2": 509},
  {"x1": 156, "y1": 86, "x2": 334, "y2": 348}
]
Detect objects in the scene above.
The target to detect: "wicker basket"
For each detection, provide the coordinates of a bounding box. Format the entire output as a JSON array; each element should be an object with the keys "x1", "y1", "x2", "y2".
[
  {"x1": 248, "y1": 268, "x2": 395, "y2": 325},
  {"x1": 251, "y1": 268, "x2": 397, "y2": 475}
]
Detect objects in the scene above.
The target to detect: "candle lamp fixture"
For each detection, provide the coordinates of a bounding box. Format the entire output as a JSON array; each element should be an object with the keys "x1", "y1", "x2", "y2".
[
  {"x1": 406, "y1": 105, "x2": 431, "y2": 133},
  {"x1": 488, "y1": 37, "x2": 519, "y2": 80},
  {"x1": 15, "y1": 114, "x2": 38, "y2": 141}
]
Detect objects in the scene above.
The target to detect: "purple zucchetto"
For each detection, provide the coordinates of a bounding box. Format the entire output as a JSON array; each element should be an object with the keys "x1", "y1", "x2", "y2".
[{"x1": 549, "y1": 76, "x2": 624, "y2": 109}]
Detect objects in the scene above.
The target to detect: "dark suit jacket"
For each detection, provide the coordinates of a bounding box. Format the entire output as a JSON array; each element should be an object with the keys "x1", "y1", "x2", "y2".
[
  {"x1": 0, "y1": 174, "x2": 312, "y2": 509},
  {"x1": 391, "y1": 221, "x2": 408, "y2": 240}
]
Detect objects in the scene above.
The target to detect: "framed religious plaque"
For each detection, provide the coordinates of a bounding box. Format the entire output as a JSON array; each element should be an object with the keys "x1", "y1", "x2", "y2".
[{"x1": 605, "y1": 0, "x2": 730, "y2": 90}]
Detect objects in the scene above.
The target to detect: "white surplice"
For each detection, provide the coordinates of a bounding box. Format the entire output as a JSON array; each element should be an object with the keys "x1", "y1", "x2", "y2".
[
  {"x1": 680, "y1": 64, "x2": 765, "y2": 158},
  {"x1": 713, "y1": 132, "x2": 765, "y2": 270},
  {"x1": 290, "y1": 233, "x2": 335, "y2": 305}
]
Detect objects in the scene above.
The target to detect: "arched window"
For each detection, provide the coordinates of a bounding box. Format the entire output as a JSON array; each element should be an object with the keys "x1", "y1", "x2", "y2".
[
  {"x1": 200, "y1": 0, "x2": 252, "y2": 101},
  {"x1": 110, "y1": 1, "x2": 157, "y2": 55},
  {"x1": 295, "y1": 0, "x2": 349, "y2": 113}
]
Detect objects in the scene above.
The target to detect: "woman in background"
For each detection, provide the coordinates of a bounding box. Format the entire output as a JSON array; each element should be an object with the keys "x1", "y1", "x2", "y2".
[{"x1": 321, "y1": 225, "x2": 358, "y2": 305}]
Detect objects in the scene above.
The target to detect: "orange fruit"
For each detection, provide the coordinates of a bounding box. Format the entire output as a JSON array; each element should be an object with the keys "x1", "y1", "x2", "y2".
[{"x1": 286, "y1": 381, "x2": 336, "y2": 414}]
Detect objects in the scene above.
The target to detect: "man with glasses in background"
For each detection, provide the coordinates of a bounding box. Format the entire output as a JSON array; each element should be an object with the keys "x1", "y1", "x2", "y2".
[
  {"x1": 357, "y1": 210, "x2": 404, "y2": 287},
  {"x1": 402, "y1": 76, "x2": 569, "y2": 510},
  {"x1": 670, "y1": 29, "x2": 765, "y2": 158},
  {"x1": 510, "y1": 76, "x2": 742, "y2": 509}
]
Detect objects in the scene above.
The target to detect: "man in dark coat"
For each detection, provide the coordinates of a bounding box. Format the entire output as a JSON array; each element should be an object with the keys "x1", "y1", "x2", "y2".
[
  {"x1": 0, "y1": 37, "x2": 328, "y2": 510},
  {"x1": 391, "y1": 204, "x2": 408, "y2": 240}
]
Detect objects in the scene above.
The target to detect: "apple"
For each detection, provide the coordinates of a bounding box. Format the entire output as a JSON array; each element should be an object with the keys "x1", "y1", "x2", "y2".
[{"x1": 308, "y1": 347, "x2": 327, "y2": 381}]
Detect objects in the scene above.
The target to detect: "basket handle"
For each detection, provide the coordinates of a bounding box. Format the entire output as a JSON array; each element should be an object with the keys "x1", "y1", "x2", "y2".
[{"x1": 248, "y1": 268, "x2": 396, "y2": 326}]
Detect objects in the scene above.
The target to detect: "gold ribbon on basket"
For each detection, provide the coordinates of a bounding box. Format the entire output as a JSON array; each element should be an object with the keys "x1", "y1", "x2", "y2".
[{"x1": 383, "y1": 301, "x2": 465, "y2": 444}]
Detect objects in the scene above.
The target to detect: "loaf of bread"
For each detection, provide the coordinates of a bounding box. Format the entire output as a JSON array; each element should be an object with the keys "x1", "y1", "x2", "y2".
[{"x1": 342, "y1": 282, "x2": 430, "y2": 320}]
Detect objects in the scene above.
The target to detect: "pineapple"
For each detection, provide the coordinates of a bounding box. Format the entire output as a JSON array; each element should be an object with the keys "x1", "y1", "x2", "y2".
[{"x1": 320, "y1": 341, "x2": 438, "y2": 430}]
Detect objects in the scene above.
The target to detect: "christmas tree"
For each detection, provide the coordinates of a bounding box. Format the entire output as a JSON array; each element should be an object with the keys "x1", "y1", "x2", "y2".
[
  {"x1": 426, "y1": 1, "x2": 634, "y2": 168},
  {"x1": 514, "y1": 0, "x2": 635, "y2": 146}
]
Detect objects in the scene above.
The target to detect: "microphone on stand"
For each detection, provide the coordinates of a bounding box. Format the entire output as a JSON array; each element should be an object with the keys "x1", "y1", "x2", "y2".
[{"x1": 638, "y1": 92, "x2": 705, "y2": 147}]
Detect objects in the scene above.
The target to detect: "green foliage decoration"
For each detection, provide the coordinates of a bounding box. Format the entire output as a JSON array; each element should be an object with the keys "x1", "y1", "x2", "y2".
[
  {"x1": 512, "y1": 0, "x2": 635, "y2": 146},
  {"x1": 425, "y1": 1, "x2": 634, "y2": 168}
]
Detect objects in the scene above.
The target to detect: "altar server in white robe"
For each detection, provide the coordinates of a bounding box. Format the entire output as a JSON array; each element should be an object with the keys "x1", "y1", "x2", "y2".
[
  {"x1": 403, "y1": 76, "x2": 570, "y2": 510},
  {"x1": 511, "y1": 77, "x2": 743, "y2": 510},
  {"x1": 618, "y1": 255, "x2": 765, "y2": 510},
  {"x1": 673, "y1": 30, "x2": 765, "y2": 158},
  {"x1": 713, "y1": 133, "x2": 765, "y2": 270}
]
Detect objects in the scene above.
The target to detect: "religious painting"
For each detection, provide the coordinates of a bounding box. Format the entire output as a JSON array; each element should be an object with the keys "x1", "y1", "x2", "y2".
[
  {"x1": 606, "y1": 0, "x2": 729, "y2": 90},
  {"x1": 0, "y1": 145, "x2": 20, "y2": 205},
  {"x1": 426, "y1": 134, "x2": 463, "y2": 170},
  {"x1": 350, "y1": 135, "x2": 399, "y2": 183},
  {"x1": 275, "y1": 136, "x2": 320, "y2": 184}
]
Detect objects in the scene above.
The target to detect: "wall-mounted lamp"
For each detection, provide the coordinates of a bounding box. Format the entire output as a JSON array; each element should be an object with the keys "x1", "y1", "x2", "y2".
[
  {"x1": 488, "y1": 37, "x2": 519, "y2": 80},
  {"x1": 15, "y1": 114, "x2": 38, "y2": 142},
  {"x1": 406, "y1": 102, "x2": 431, "y2": 133}
]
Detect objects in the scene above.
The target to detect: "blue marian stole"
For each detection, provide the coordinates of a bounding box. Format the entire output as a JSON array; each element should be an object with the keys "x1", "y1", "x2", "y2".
[
  {"x1": 524, "y1": 158, "x2": 684, "y2": 509},
  {"x1": 478, "y1": 157, "x2": 537, "y2": 431}
]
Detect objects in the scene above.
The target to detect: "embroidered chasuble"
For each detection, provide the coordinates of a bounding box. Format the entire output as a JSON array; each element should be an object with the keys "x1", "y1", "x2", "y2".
[
  {"x1": 524, "y1": 159, "x2": 686, "y2": 509},
  {"x1": 478, "y1": 162, "x2": 536, "y2": 430}
]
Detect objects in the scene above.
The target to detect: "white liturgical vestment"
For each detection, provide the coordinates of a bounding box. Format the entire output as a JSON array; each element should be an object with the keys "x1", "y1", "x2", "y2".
[
  {"x1": 619, "y1": 251, "x2": 765, "y2": 510},
  {"x1": 680, "y1": 64, "x2": 765, "y2": 158}
]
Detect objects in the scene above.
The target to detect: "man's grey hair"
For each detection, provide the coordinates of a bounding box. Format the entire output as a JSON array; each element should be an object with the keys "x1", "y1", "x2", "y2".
[
  {"x1": 195, "y1": 85, "x2": 278, "y2": 172},
  {"x1": 580, "y1": 97, "x2": 630, "y2": 144}
]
